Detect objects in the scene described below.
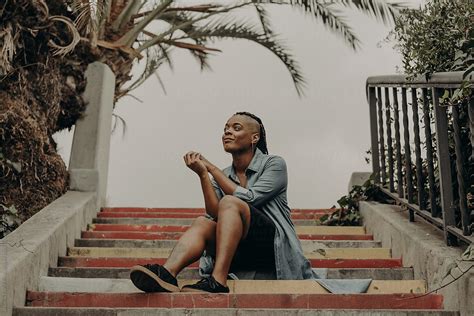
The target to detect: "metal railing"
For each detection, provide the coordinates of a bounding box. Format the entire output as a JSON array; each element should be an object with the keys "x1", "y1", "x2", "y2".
[{"x1": 366, "y1": 72, "x2": 473, "y2": 246}]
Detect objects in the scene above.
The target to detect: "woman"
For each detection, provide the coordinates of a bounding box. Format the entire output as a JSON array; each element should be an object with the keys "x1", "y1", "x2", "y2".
[{"x1": 130, "y1": 111, "x2": 314, "y2": 293}]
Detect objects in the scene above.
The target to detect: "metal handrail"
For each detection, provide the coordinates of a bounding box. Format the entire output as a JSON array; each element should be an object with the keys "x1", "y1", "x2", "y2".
[
  {"x1": 366, "y1": 72, "x2": 473, "y2": 246},
  {"x1": 367, "y1": 72, "x2": 467, "y2": 87}
]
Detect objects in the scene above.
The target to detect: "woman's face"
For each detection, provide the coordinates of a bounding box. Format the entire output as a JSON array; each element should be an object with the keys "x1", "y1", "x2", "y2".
[{"x1": 222, "y1": 115, "x2": 259, "y2": 153}]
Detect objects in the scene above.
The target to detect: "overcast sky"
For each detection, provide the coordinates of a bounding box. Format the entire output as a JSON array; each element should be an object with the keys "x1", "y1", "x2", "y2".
[{"x1": 54, "y1": 1, "x2": 423, "y2": 209}]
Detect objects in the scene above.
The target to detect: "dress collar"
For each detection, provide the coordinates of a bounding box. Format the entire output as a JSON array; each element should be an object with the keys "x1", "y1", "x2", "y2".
[{"x1": 228, "y1": 148, "x2": 264, "y2": 182}]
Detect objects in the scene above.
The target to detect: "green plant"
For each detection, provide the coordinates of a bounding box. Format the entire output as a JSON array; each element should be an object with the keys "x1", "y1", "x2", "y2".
[
  {"x1": 318, "y1": 173, "x2": 390, "y2": 226},
  {"x1": 389, "y1": 0, "x2": 473, "y2": 103},
  {"x1": 0, "y1": 204, "x2": 22, "y2": 239}
]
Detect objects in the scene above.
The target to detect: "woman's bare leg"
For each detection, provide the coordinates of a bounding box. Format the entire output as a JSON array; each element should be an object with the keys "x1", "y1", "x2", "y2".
[
  {"x1": 163, "y1": 216, "x2": 216, "y2": 277},
  {"x1": 212, "y1": 196, "x2": 251, "y2": 286}
]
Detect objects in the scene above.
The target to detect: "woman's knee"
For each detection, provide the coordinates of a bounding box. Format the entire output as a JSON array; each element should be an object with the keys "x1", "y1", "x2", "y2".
[
  {"x1": 218, "y1": 195, "x2": 245, "y2": 212},
  {"x1": 189, "y1": 216, "x2": 216, "y2": 238},
  {"x1": 217, "y1": 196, "x2": 250, "y2": 221}
]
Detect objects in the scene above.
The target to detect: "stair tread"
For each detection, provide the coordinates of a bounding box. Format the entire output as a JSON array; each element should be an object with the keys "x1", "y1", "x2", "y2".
[
  {"x1": 25, "y1": 291, "x2": 444, "y2": 309},
  {"x1": 38, "y1": 276, "x2": 426, "y2": 294},
  {"x1": 67, "y1": 246, "x2": 392, "y2": 259},
  {"x1": 13, "y1": 307, "x2": 459, "y2": 316},
  {"x1": 48, "y1": 266, "x2": 415, "y2": 280},
  {"x1": 57, "y1": 256, "x2": 403, "y2": 268},
  {"x1": 75, "y1": 238, "x2": 382, "y2": 249}
]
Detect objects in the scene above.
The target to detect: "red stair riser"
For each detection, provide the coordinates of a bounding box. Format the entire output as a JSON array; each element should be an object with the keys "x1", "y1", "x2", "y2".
[
  {"x1": 81, "y1": 231, "x2": 373, "y2": 241},
  {"x1": 90, "y1": 224, "x2": 190, "y2": 232},
  {"x1": 58, "y1": 257, "x2": 402, "y2": 268},
  {"x1": 97, "y1": 212, "x2": 328, "y2": 220},
  {"x1": 26, "y1": 292, "x2": 443, "y2": 309},
  {"x1": 101, "y1": 208, "x2": 339, "y2": 214}
]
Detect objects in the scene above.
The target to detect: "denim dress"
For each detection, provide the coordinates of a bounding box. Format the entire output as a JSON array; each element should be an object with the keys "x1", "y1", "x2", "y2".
[{"x1": 199, "y1": 148, "x2": 315, "y2": 280}]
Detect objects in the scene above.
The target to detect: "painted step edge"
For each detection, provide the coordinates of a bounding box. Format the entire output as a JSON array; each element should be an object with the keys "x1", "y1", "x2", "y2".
[
  {"x1": 75, "y1": 238, "x2": 383, "y2": 249},
  {"x1": 57, "y1": 257, "x2": 403, "y2": 268},
  {"x1": 48, "y1": 266, "x2": 415, "y2": 280},
  {"x1": 101, "y1": 208, "x2": 340, "y2": 214},
  {"x1": 38, "y1": 276, "x2": 427, "y2": 294},
  {"x1": 81, "y1": 231, "x2": 374, "y2": 241},
  {"x1": 13, "y1": 307, "x2": 460, "y2": 316},
  {"x1": 67, "y1": 246, "x2": 392, "y2": 259},
  {"x1": 25, "y1": 291, "x2": 444, "y2": 309}
]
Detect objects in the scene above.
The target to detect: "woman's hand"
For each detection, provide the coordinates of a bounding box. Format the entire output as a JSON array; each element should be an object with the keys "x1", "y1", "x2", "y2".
[
  {"x1": 183, "y1": 151, "x2": 207, "y2": 177},
  {"x1": 198, "y1": 154, "x2": 216, "y2": 172}
]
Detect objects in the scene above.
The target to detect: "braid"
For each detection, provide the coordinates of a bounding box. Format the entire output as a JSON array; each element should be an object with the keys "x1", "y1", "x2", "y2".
[{"x1": 234, "y1": 111, "x2": 268, "y2": 154}]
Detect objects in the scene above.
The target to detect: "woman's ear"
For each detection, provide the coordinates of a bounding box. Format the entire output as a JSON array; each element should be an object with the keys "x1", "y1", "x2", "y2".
[{"x1": 252, "y1": 134, "x2": 260, "y2": 144}]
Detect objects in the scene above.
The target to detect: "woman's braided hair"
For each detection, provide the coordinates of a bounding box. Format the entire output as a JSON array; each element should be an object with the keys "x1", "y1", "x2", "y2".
[{"x1": 234, "y1": 111, "x2": 268, "y2": 154}]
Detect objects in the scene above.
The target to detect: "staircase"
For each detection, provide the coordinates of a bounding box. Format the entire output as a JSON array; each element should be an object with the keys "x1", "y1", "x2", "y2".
[{"x1": 13, "y1": 207, "x2": 457, "y2": 315}]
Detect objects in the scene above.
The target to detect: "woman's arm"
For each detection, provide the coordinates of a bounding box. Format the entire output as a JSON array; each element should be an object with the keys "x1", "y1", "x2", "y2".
[
  {"x1": 183, "y1": 152, "x2": 220, "y2": 218},
  {"x1": 231, "y1": 156, "x2": 287, "y2": 207},
  {"x1": 201, "y1": 154, "x2": 287, "y2": 208}
]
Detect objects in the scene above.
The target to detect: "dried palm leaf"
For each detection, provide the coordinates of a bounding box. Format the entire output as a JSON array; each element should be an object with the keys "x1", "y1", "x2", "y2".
[
  {"x1": 48, "y1": 16, "x2": 81, "y2": 56},
  {"x1": 0, "y1": 23, "x2": 18, "y2": 75}
]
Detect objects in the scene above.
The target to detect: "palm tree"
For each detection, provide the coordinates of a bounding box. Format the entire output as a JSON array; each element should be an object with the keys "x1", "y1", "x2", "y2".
[{"x1": 0, "y1": 0, "x2": 404, "y2": 237}]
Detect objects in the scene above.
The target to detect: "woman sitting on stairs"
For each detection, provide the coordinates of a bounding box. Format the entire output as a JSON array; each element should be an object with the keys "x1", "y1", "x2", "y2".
[{"x1": 130, "y1": 111, "x2": 315, "y2": 293}]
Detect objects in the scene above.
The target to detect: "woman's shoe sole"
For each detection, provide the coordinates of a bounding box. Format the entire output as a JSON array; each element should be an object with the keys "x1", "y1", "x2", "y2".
[{"x1": 130, "y1": 265, "x2": 180, "y2": 293}]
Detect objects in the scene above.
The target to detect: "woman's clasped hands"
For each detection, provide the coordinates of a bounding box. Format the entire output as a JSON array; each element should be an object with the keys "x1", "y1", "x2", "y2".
[{"x1": 183, "y1": 151, "x2": 214, "y2": 176}]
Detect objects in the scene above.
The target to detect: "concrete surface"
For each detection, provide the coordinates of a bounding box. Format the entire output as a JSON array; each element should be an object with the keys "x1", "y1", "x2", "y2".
[
  {"x1": 0, "y1": 191, "x2": 96, "y2": 316},
  {"x1": 69, "y1": 62, "x2": 115, "y2": 209},
  {"x1": 37, "y1": 276, "x2": 426, "y2": 294},
  {"x1": 12, "y1": 308, "x2": 460, "y2": 316},
  {"x1": 75, "y1": 238, "x2": 382, "y2": 249},
  {"x1": 360, "y1": 201, "x2": 474, "y2": 316},
  {"x1": 47, "y1": 266, "x2": 415, "y2": 280}
]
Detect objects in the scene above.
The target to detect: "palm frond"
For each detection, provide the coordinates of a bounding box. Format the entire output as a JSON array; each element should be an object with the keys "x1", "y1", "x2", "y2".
[
  {"x1": 70, "y1": 0, "x2": 111, "y2": 37},
  {"x1": 186, "y1": 18, "x2": 306, "y2": 96},
  {"x1": 308, "y1": 1, "x2": 361, "y2": 50},
  {"x1": 136, "y1": 2, "x2": 254, "y2": 52},
  {"x1": 256, "y1": 0, "x2": 360, "y2": 49},
  {"x1": 254, "y1": 4, "x2": 274, "y2": 37},
  {"x1": 157, "y1": 11, "x2": 212, "y2": 70},
  {"x1": 331, "y1": 0, "x2": 404, "y2": 25},
  {"x1": 115, "y1": 0, "x2": 174, "y2": 47},
  {"x1": 111, "y1": 0, "x2": 143, "y2": 32},
  {"x1": 112, "y1": 113, "x2": 127, "y2": 138},
  {"x1": 125, "y1": 44, "x2": 168, "y2": 93}
]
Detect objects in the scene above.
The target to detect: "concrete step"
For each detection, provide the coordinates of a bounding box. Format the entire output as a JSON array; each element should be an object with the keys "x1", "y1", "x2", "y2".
[
  {"x1": 101, "y1": 207, "x2": 340, "y2": 214},
  {"x1": 24, "y1": 291, "x2": 444, "y2": 309},
  {"x1": 82, "y1": 230, "x2": 374, "y2": 240},
  {"x1": 13, "y1": 307, "x2": 460, "y2": 316},
  {"x1": 67, "y1": 247, "x2": 392, "y2": 259},
  {"x1": 49, "y1": 267, "x2": 415, "y2": 280},
  {"x1": 75, "y1": 238, "x2": 382, "y2": 249},
  {"x1": 92, "y1": 217, "x2": 331, "y2": 226},
  {"x1": 37, "y1": 277, "x2": 426, "y2": 294},
  {"x1": 57, "y1": 256, "x2": 403, "y2": 268},
  {"x1": 96, "y1": 211, "x2": 332, "y2": 220},
  {"x1": 88, "y1": 225, "x2": 367, "y2": 235}
]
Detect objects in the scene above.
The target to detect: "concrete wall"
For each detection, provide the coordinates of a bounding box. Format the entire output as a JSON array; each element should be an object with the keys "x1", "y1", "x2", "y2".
[
  {"x1": 0, "y1": 192, "x2": 96, "y2": 315},
  {"x1": 359, "y1": 201, "x2": 473, "y2": 315},
  {"x1": 0, "y1": 62, "x2": 116, "y2": 316}
]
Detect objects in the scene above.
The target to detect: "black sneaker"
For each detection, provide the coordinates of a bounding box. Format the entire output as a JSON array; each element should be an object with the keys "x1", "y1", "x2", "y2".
[
  {"x1": 130, "y1": 264, "x2": 179, "y2": 293},
  {"x1": 180, "y1": 276, "x2": 230, "y2": 293}
]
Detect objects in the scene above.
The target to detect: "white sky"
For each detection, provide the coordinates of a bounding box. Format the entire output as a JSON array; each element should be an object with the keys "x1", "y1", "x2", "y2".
[{"x1": 54, "y1": 1, "x2": 424, "y2": 208}]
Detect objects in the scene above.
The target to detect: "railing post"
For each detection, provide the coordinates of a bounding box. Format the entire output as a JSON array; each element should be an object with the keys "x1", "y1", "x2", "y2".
[
  {"x1": 377, "y1": 87, "x2": 387, "y2": 186},
  {"x1": 401, "y1": 88, "x2": 414, "y2": 221},
  {"x1": 369, "y1": 87, "x2": 381, "y2": 184},
  {"x1": 69, "y1": 62, "x2": 116, "y2": 210},
  {"x1": 470, "y1": 96, "x2": 474, "y2": 163},
  {"x1": 432, "y1": 87, "x2": 457, "y2": 245}
]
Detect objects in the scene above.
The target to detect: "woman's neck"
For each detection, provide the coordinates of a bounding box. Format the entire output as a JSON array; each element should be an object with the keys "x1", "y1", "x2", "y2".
[{"x1": 232, "y1": 150, "x2": 254, "y2": 173}]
